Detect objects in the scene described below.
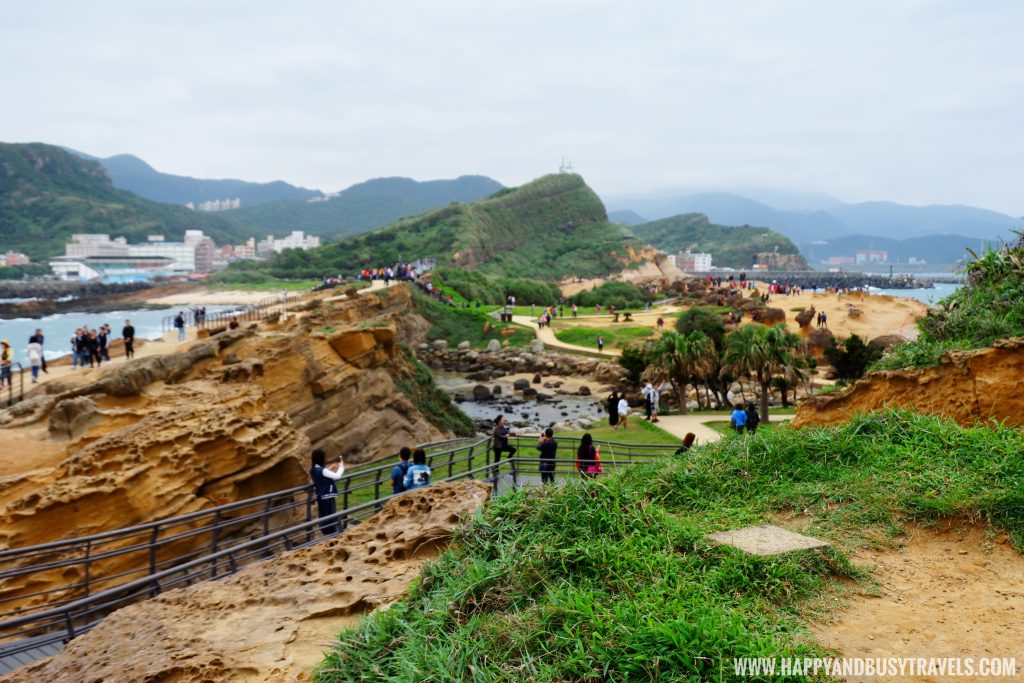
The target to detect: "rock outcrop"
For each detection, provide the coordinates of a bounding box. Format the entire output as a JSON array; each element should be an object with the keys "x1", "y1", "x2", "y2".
[
  {"x1": 794, "y1": 336, "x2": 1024, "y2": 427},
  {"x1": 0, "y1": 285, "x2": 465, "y2": 613},
  {"x1": 6, "y1": 481, "x2": 491, "y2": 683}
]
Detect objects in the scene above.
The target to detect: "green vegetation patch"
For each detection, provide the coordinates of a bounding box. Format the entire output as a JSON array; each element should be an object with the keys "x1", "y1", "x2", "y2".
[
  {"x1": 434, "y1": 267, "x2": 562, "y2": 306},
  {"x1": 568, "y1": 281, "x2": 653, "y2": 310},
  {"x1": 393, "y1": 346, "x2": 474, "y2": 437},
  {"x1": 316, "y1": 411, "x2": 1024, "y2": 682},
  {"x1": 553, "y1": 325, "x2": 654, "y2": 350},
  {"x1": 412, "y1": 289, "x2": 533, "y2": 349}
]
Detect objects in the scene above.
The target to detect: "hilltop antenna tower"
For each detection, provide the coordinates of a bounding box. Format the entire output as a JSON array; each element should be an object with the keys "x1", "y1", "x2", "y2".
[{"x1": 559, "y1": 157, "x2": 574, "y2": 174}]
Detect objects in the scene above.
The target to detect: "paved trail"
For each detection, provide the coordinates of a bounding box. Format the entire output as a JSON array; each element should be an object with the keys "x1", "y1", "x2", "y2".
[
  {"x1": 511, "y1": 315, "x2": 624, "y2": 357},
  {"x1": 648, "y1": 412, "x2": 794, "y2": 446}
]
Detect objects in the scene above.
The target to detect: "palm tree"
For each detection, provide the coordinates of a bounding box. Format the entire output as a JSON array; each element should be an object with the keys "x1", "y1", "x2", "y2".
[
  {"x1": 646, "y1": 330, "x2": 714, "y2": 415},
  {"x1": 721, "y1": 323, "x2": 804, "y2": 422}
]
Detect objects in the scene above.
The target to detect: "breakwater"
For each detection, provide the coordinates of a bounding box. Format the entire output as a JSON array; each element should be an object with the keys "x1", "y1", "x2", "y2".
[{"x1": 699, "y1": 271, "x2": 953, "y2": 290}]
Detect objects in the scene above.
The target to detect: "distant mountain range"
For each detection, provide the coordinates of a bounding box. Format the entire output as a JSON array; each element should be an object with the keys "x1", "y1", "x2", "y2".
[
  {"x1": 65, "y1": 149, "x2": 320, "y2": 207},
  {"x1": 607, "y1": 190, "x2": 1022, "y2": 261},
  {"x1": 0, "y1": 143, "x2": 247, "y2": 260},
  {"x1": 222, "y1": 175, "x2": 505, "y2": 239}
]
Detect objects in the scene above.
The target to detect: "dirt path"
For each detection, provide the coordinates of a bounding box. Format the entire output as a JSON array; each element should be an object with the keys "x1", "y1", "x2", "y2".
[
  {"x1": 511, "y1": 314, "x2": 624, "y2": 357},
  {"x1": 812, "y1": 524, "x2": 1024, "y2": 682}
]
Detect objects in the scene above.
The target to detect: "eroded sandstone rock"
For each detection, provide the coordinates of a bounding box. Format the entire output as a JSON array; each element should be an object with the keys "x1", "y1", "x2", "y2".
[{"x1": 7, "y1": 481, "x2": 491, "y2": 683}]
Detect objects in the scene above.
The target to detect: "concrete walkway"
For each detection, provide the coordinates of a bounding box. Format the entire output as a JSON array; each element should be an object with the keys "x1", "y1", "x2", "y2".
[
  {"x1": 510, "y1": 315, "x2": 622, "y2": 357},
  {"x1": 654, "y1": 412, "x2": 794, "y2": 447}
]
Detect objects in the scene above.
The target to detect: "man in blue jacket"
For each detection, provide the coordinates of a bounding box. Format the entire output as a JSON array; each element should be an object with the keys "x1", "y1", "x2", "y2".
[{"x1": 391, "y1": 447, "x2": 412, "y2": 494}]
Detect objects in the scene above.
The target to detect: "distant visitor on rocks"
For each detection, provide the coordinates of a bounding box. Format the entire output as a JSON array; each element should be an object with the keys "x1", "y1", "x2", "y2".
[
  {"x1": 607, "y1": 390, "x2": 619, "y2": 427},
  {"x1": 174, "y1": 311, "x2": 186, "y2": 342},
  {"x1": 403, "y1": 449, "x2": 431, "y2": 490},
  {"x1": 391, "y1": 447, "x2": 412, "y2": 494},
  {"x1": 122, "y1": 319, "x2": 136, "y2": 358},
  {"x1": 310, "y1": 449, "x2": 345, "y2": 535}
]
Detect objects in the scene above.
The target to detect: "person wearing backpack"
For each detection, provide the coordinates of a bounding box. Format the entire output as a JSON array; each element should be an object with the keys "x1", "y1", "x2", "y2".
[
  {"x1": 404, "y1": 449, "x2": 432, "y2": 490},
  {"x1": 390, "y1": 447, "x2": 412, "y2": 494},
  {"x1": 310, "y1": 449, "x2": 345, "y2": 535}
]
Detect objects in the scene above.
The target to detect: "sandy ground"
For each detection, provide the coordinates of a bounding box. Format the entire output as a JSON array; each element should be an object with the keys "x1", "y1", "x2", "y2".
[
  {"x1": 521, "y1": 288, "x2": 928, "y2": 357},
  {"x1": 812, "y1": 524, "x2": 1023, "y2": 682},
  {"x1": 763, "y1": 288, "x2": 927, "y2": 341},
  {"x1": 146, "y1": 289, "x2": 293, "y2": 305}
]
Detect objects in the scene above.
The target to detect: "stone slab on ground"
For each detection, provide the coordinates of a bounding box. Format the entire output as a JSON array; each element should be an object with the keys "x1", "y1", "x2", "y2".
[{"x1": 706, "y1": 524, "x2": 830, "y2": 556}]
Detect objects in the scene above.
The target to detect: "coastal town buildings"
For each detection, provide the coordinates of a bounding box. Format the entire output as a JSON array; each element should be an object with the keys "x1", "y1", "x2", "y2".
[
  {"x1": 3, "y1": 251, "x2": 31, "y2": 267},
  {"x1": 668, "y1": 249, "x2": 713, "y2": 272}
]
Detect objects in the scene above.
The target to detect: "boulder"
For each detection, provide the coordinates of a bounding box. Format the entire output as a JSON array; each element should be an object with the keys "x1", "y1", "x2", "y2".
[
  {"x1": 578, "y1": 385, "x2": 591, "y2": 396},
  {"x1": 47, "y1": 396, "x2": 100, "y2": 440},
  {"x1": 486, "y1": 339, "x2": 502, "y2": 352},
  {"x1": 532, "y1": 373, "x2": 542, "y2": 384},
  {"x1": 492, "y1": 385, "x2": 502, "y2": 396},
  {"x1": 523, "y1": 387, "x2": 538, "y2": 398},
  {"x1": 869, "y1": 335, "x2": 908, "y2": 352},
  {"x1": 513, "y1": 378, "x2": 530, "y2": 391},
  {"x1": 472, "y1": 385, "x2": 491, "y2": 401},
  {"x1": 795, "y1": 306, "x2": 816, "y2": 328},
  {"x1": 807, "y1": 328, "x2": 835, "y2": 354},
  {"x1": 529, "y1": 339, "x2": 545, "y2": 353},
  {"x1": 457, "y1": 340, "x2": 471, "y2": 350},
  {"x1": 755, "y1": 307, "x2": 786, "y2": 325},
  {"x1": 431, "y1": 339, "x2": 448, "y2": 351}
]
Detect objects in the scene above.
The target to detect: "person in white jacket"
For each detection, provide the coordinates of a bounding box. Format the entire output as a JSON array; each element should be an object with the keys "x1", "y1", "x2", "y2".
[
  {"x1": 617, "y1": 395, "x2": 630, "y2": 429},
  {"x1": 26, "y1": 341, "x2": 43, "y2": 383}
]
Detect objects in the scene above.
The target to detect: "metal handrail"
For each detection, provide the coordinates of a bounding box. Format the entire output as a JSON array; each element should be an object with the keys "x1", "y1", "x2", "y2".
[
  {"x1": 0, "y1": 447, "x2": 675, "y2": 657},
  {"x1": 1, "y1": 361, "x2": 24, "y2": 407}
]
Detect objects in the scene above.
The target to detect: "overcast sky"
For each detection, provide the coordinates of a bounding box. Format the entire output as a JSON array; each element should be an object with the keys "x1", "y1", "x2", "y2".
[{"x1": 2, "y1": 1, "x2": 1021, "y2": 214}]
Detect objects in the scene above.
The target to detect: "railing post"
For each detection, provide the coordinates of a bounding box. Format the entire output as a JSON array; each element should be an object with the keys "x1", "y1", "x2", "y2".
[
  {"x1": 262, "y1": 498, "x2": 274, "y2": 557},
  {"x1": 451, "y1": 445, "x2": 461, "y2": 478},
  {"x1": 210, "y1": 510, "x2": 221, "y2": 578},
  {"x1": 82, "y1": 539, "x2": 92, "y2": 598},
  {"x1": 64, "y1": 610, "x2": 77, "y2": 641},
  {"x1": 373, "y1": 469, "x2": 382, "y2": 512},
  {"x1": 511, "y1": 457, "x2": 518, "y2": 490},
  {"x1": 148, "y1": 525, "x2": 159, "y2": 576},
  {"x1": 341, "y1": 477, "x2": 351, "y2": 530},
  {"x1": 305, "y1": 489, "x2": 314, "y2": 544}
]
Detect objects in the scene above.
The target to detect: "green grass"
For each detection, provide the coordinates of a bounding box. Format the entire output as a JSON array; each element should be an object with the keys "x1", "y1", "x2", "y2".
[
  {"x1": 393, "y1": 347, "x2": 475, "y2": 437},
  {"x1": 552, "y1": 325, "x2": 654, "y2": 349},
  {"x1": 316, "y1": 411, "x2": 1024, "y2": 682},
  {"x1": 554, "y1": 417, "x2": 681, "y2": 446}
]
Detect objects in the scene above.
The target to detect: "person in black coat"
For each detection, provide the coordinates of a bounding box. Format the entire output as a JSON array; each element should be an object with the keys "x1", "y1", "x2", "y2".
[{"x1": 607, "y1": 391, "x2": 619, "y2": 427}]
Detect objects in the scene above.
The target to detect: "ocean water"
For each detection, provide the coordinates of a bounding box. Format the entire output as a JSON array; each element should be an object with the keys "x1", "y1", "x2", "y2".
[
  {"x1": 0, "y1": 305, "x2": 237, "y2": 360},
  {"x1": 868, "y1": 281, "x2": 962, "y2": 304}
]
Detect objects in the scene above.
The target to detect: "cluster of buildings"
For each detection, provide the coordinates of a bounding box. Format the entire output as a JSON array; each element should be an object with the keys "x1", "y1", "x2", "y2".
[
  {"x1": 826, "y1": 250, "x2": 891, "y2": 266},
  {"x1": 185, "y1": 198, "x2": 241, "y2": 212},
  {"x1": 4, "y1": 251, "x2": 31, "y2": 267},
  {"x1": 666, "y1": 249, "x2": 713, "y2": 272},
  {"x1": 49, "y1": 230, "x2": 322, "y2": 283}
]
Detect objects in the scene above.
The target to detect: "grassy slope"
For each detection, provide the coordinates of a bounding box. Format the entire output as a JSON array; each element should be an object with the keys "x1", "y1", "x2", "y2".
[
  {"x1": 412, "y1": 289, "x2": 534, "y2": 349},
  {"x1": 631, "y1": 213, "x2": 807, "y2": 270},
  {"x1": 234, "y1": 174, "x2": 639, "y2": 280},
  {"x1": 316, "y1": 411, "x2": 1023, "y2": 681},
  {"x1": 0, "y1": 143, "x2": 248, "y2": 260}
]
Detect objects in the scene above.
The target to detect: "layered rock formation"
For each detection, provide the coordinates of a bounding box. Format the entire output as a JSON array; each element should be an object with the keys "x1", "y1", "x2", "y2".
[
  {"x1": 794, "y1": 336, "x2": 1024, "y2": 427},
  {"x1": 0, "y1": 285, "x2": 466, "y2": 614},
  {"x1": 5, "y1": 481, "x2": 491, "y2": 683}
]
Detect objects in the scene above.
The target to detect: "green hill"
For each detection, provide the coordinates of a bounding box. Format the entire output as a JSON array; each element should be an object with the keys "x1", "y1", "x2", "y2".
[
  {"x1": 243, "y1": 174, "x2": 640, "y2": 280},
  {"x1": 222, "y1": 175, "x2": 504, "y2": 239},
  {"x1": 0, "y1": 143, "x2": 248, "y2": 260},
  {"x1": 631, "y1": 213, "x2": 807, "y2": 269}
]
